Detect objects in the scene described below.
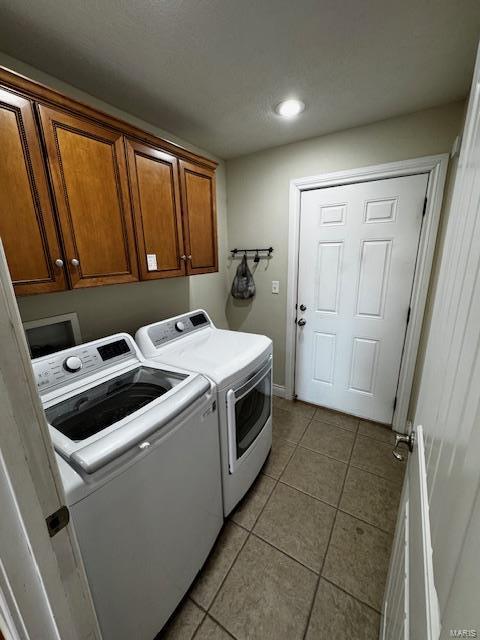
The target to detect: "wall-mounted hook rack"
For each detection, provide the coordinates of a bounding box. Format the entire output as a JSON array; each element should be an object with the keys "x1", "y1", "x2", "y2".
[{"x1": 230, "y1": 247, "x2": 273, "y2": 258}]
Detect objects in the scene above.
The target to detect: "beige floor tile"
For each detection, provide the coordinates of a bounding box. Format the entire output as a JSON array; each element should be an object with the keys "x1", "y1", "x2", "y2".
[
  {"x1": 194, "y1": 616, "x2": 233, "y2": 640},
  {"x1": 273, "y1": 397, "x2": 316, "y2": 420},
  {"x1": 262, "y1": 437, "x2": 296, "y2": 479},
  {"x1": 272, "y1": 406, "x2": 311, "y2": 443},
  {"x1": 305, "y1": 579, "x2": 380, "y2": 640},
  {"x1": 358, "y1": 419, "x2": 396, "y2": 444},
  {"x1": 340, "y1": 466, "x2": 402, "y2": 533},
  {"x1": 210, "y1": 535, "x2": 317, "y2": 640},
  {"x1": 322, "y1": 512, "x2": 393, "y2": 611},
  {"x1": 230, "y1": 473, "x2": 276, "y2": 530},
  {"x1": 189, "y1": 522, "x2": 248, "y2": 610},
  {"x1": 161, "y1": 598, "x2": 205, "y2": 640},
  {"x1": 254, "y1": 483, "x2": 335, "y2": 572},
  {"x1": 350, "y1": 435, "x2": 406, "y2": 484},
  {"x1": 281, "y1": 447, "x2": 347, "y2": 507},
  {"x1": 313, "y1": 407, "x2": 359, "y2": 432},
  {"x1": 300, "y1": 420, "x2": 355, "y2": 463}
]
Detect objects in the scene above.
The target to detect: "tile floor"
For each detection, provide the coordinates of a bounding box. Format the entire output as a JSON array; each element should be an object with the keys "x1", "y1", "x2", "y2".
[{"x1": 161, "y1": 398, "x2": 406, "y2": 640}]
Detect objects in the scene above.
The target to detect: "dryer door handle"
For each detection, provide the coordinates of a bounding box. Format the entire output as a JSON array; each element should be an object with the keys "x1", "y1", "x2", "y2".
[{"x1": 226, "y1": 389, "x2": 238, "y2": 475}]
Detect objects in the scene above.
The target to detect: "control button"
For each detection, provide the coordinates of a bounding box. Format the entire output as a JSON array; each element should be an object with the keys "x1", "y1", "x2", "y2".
[
  {"x1": 63, "y1": 356, "x2": 83, "y2": 373},
  {"x1": 175, "y1": 321, "x2": 185, "y2": 332}
]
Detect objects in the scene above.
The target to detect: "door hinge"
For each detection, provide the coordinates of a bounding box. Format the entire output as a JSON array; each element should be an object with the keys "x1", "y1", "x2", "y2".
[
  {"x1": 422, "y1": 196, "x2": 428, "y2": 217},
  {"x1": 46, "y1": 505, "x2": 70, "y2": 537},
  {"x1": 406, "y1": 306, "x2": 411, "y2": 324},
  {"x1": 393, "y1": 396, "x2": 397, "y2": 411}
]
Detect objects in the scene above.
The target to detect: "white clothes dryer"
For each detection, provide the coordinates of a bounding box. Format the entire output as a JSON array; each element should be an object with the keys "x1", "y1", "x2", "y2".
[{"x1": 135, "y1": 310, "x2": 272, "y2": 516}]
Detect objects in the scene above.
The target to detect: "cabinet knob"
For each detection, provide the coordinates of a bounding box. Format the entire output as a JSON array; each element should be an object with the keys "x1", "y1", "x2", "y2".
[
  {"x1": 71, "y1": 258, "x2": 80, "y2": 267},
  {"x1": 181, "y1": 255, "x2": 187, "y2": 261},
  {"x1": 54, "y1": 259, "x2": 64, "y2": 268},
  {"x1": 187, "y1": 255, "x2": 192, "y2": 260}
]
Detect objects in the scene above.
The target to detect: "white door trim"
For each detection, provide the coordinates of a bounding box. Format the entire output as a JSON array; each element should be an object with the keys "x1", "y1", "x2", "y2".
[
  {"x1": 285, "y1": 154, "x2": 449, "y2": 432},
  {"x1": 0, "y1": 242, "x2": 100, "y2": 640}
]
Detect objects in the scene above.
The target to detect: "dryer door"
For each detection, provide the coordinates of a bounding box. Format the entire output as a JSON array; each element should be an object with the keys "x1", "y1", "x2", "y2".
[{"x1": 226, "y1": 357, "x2": 272, "y2": 473}]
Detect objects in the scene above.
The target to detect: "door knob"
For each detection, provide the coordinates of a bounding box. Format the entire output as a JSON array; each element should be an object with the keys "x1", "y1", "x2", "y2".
[
  {"x1": 54, "y1": 258, "x2": 64, "y2": 268},
  {"x1": 392, "y1": 431, "x2": 415, "y2": 461},
  {"x1": 297, "y1": 318, "x2": 306, "y2": 327},
  {"x1": 71, "y1": 258, "x2": 80, "y2": 267},
  {"x1": 299, "y1": 304, "x2": 307, "y2": 311}
]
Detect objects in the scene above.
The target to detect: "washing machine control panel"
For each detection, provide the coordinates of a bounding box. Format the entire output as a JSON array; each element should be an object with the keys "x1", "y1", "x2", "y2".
[
  {"x1": 149, "y1": 312, "x2": 211, "y2": 348},
  {"x1": 33, "y1": 336, "x2": 136, "y2": 394}
]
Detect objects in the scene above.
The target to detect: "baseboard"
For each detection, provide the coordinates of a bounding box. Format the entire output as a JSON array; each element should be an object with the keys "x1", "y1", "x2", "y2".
[{"x1": 272, "y1": 384, "x2": 286, "y2": 398}]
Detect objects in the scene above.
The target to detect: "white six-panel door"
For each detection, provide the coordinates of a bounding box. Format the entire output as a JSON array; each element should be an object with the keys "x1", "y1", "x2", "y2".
[{"x1": 295, "y1": 173, "x2": 429, "y2": 423}]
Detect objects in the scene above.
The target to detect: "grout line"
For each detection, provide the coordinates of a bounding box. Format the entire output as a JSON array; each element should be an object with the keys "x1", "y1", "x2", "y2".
[
  {"x1": 192, "y1": 614, "x2": 238, "y2": 640},
  {"x1": 250, "y1": 529, "x2": 320, "y2": 575},
  {"x1": 296, "y1": 440, "x2": 353, "y2": 465},
  {"x1": 206, "y1": 462, "x2": 285, "y2": 626},
  {"x1": 346, "y1": 460, "x2": 405, "y2": 486},
  {"x1": 355, "y1": 430, "x2": 398, "y2": 445},
  {"x1": 206, "y1": 406, "x2": 321, "y2": 635},
  {"x1": 188, "y1": 608, "x2": 207, "y2": 640},
  {"x1": 301, "y1": 420, "x2": 361, "y2": 639},
  {"x1": 308, "y1": 417, "x2": 360, "y2": 435},
  {"x1": 320, "y1": 576, "x2": 383, "y2": 615},
  {"x1": 349, "y1": 460, "x2": 405, "y2": 486},
  {"x1": 277, "y1": 477, "x2": 341, "y2": 510},
  {"x1": 191, "y1": 404, "x2": 400, "y2": 639},
  {"x1": 335, "y1": 507, "x2": 395, "y2": 538}
]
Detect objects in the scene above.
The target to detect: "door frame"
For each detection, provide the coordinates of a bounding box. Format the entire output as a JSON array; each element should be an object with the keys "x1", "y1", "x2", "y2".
[
  {"x1": 0, "y1": 241, "x2": 101, "y2": 639},
  {"x1": 285, "y1": 154, "x2": 449, "y2": 432}
]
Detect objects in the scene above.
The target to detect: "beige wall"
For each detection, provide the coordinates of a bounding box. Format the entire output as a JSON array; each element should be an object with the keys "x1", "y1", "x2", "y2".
[
  {"x1": 225, "y1": 101, "x2": 465, "y2": 387},
  {"x1": 0, "y1": 52, "x2": 229, "y2": 341}
]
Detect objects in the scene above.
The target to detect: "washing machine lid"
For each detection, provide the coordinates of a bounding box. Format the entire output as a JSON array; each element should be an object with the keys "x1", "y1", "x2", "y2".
[
  {"x1": 139, "y1": 326, "x2": 272, "y2": 388},
  {"x1": 33, "y1": 334, "x2": 211, "y2": 474},
  {"x1": 46, "y1": 365, "x2": 178, "y2": 442}
]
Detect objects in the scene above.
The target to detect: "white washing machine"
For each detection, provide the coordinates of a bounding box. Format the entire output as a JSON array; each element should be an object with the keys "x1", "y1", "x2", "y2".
[
  {"x1": 32, "y1": 333, "x2": 223, "y2": 640},
  {"x1": 135, "y1": 310, "x2": 272, "y2": 516}
]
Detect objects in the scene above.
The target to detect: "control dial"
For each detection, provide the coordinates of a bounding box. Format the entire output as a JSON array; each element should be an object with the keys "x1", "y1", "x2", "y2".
[
  {"x1": 63, "y1": 356, "x2": 83, "y2": 373},
  {"x1": 175, "y1": 321, "x2": 185, "y2": 332}
]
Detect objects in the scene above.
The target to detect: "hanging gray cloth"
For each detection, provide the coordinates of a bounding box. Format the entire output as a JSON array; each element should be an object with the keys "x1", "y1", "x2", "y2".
[{"x1": 231, "y1": 254, "x2": 256, "y2": 299}]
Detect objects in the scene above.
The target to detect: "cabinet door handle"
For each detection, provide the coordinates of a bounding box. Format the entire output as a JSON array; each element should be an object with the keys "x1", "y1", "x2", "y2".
[
  {"x1": 71, "y1": 258, "x2": 80, "y2": 267},
  {"x1": 55, "y1": 259, "x2": 64, "y2": 268}
]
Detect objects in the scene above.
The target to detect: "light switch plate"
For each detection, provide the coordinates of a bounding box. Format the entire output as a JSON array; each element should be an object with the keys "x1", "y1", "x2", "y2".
[
  {"x1": 147, "y1": 254, "x2": 158, "y2": 271},
  {"x1": 272, "y1": 280, "x2": 280, "y2": 294}
]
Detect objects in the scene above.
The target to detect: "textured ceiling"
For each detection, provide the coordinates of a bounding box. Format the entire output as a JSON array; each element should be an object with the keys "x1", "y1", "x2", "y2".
[{"x1": 0, "y1": 0, "x2": 478, "y2": 158}]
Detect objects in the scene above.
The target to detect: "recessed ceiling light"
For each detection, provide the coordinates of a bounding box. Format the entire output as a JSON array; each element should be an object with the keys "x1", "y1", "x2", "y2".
[{"x1": 275, "y1": 99, "x2": 305, "y2": 118}]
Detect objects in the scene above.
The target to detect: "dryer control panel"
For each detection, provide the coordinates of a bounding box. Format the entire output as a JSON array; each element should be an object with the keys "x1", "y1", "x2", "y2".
[{"x1": 147, "y1": 311, "x2": 211, "y2": 349}]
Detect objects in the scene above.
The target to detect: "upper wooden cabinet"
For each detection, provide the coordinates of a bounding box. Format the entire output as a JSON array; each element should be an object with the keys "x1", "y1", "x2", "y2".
[
  {"x1": 0, "y1": 67, "x2": 218, "y2": 295},
  {"x1": 179, "y1": 160, "x2": 218, "y2": 275},
  {"x1": 125, "y1": 139, "x2": 185, "y2": 279},
  {"x1": 38, "y1": 105, "x2": 139, "y2": 288},
  {"x1": 0, "y1": 89, "x2": 67, "y2": 294}
]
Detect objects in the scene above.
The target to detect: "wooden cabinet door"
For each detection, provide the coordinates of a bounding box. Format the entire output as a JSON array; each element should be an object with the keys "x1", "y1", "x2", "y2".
[
  {"x1": 125, "y1": 139, "x2": 185, "y2": 279},
  {"x1": 38, "y1": 105, "x2": 138, "y2": 288},
  {"x1": 0, "y1": 89, "x2": 66, "y2": 294},
  {"x1": 179, "y1": 160, "x2": 218, "y2": 275}
]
